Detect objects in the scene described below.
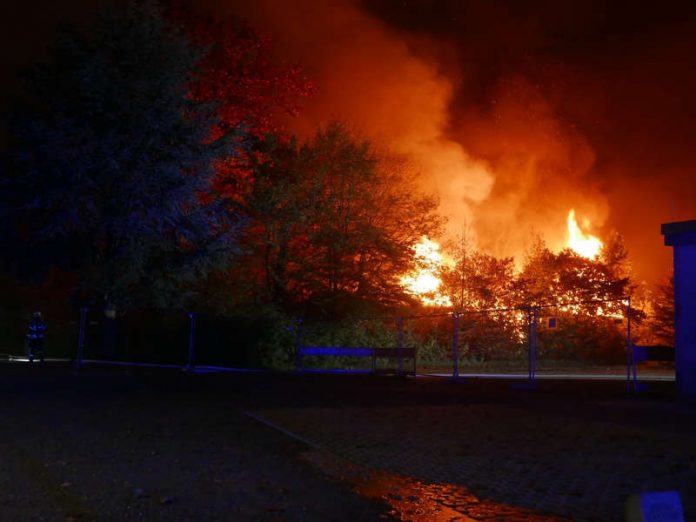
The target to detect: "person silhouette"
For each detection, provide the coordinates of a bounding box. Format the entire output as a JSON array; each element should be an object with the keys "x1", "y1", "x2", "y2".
[{"x1": 26, "y1": 312, "x2": 47, "y2": 363}]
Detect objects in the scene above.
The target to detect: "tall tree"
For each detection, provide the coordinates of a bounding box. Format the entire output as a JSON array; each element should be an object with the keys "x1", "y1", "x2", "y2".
[
  {"x1": 441, "y1": 247, "x2": 520, "y2": 360},
  {"x1": 601, "y1": 231, "x2": 632, "y2": 281},
  {"x1": 173, "y1": 8, "x2": 314, "y2": 139},
  {"x1": 1, "y1": 1, "x2": 244, "y2": 312},
  {"x1": 515, "y1": 235, "x2": 558, "y2": 306},
  {"x1": 442, "y1": 248, "x2": 516, "y2": 312},
  {"x1": 515, "y1": 239, "x2": 638, "y2": 361},
  {"x1": 167, "y1": 6, "x2": 315, "y2": 207},
  {"x1": 241, "y1": 123, "x2": 441, "y2": 317}
]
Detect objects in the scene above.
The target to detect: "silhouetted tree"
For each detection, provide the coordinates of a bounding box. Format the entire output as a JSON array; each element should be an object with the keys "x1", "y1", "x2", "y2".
[
  {"x1": 171, "y1": 6, "x2": 315, "y2": 140},
  {"x1": 1, "y1": 2, "x2": 244, "y2": 312},
  {"x1": 167, "y1": 5, "x2": 316, "y2": 213},
  {"x1": 239, "y1": 123, "x2": 442, "y2": 317},
  {"x1": 443, "y1": 248, "x2": 516, "y2": 312}
]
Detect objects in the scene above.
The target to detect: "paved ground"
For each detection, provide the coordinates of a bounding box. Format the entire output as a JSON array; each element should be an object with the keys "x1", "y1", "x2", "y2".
[
  {"x1": 241, "y1": 373, "x2": 695, "y2": 521},
  {"x1": 0, "y1": 363, "x2": 694, "y2": 521},
  {"x1": 0, "y1": 365, "x2": 386, "y2": 521}
]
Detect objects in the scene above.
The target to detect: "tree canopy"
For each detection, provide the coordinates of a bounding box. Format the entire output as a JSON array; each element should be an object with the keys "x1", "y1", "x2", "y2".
[
  {"x1": 236, "y1": 123, "x2": 442, "y2": 318},
  {"x1": 1, "y1": 2, "x2": 244, "y2": 310}
]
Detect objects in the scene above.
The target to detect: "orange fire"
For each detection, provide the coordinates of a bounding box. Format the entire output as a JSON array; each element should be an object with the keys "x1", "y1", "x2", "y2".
[
  {"x1": 566, "y1": 209, "x2": 602, "y2": 259},
  {"x1": 401, "y1": 237, "x2": 452, "y2": 307}
]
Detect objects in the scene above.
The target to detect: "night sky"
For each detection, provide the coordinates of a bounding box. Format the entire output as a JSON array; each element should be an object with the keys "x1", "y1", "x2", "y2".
[{"x1": 3, "y1": 0, "x2": 695, "y2": 284}]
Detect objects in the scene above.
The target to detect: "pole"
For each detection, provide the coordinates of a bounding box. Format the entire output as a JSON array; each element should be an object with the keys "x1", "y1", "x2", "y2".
[
  {"x1": 531, "y1": 306, "x2": 537, "y2": 384},
  {"x1": 74, "y1": 307, "x2": 88, "y2": 372},
  {"x1": 527, "y1": 306, "x2": 537, "y2": 385},
  {"x1": 294, "y1": 319, "x2": 303, "y2": 372},
  {"x1": 626, "y1": 296, "x2": 633, "y2": 393},
  {"x1": 527, "y1": 307, "x2": 532, "y2": 381},
  {"x1": 186, "y1": 312, "x2": 196, "y2": 372},
  {"x1": 452, "y1": 312, "x2": 460, "y2": 379}
]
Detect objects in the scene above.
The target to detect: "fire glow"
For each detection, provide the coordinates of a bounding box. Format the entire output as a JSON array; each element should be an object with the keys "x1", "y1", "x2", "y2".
[
  {"x1": 402, "y1": 210, "x2": 605, "y2": 306},
  {"x1": 400, "y1": 237, "x2": 452, "y2": 307},
  {"x1": 566, "y1": 209, "x2": 602, "y2": 260}
]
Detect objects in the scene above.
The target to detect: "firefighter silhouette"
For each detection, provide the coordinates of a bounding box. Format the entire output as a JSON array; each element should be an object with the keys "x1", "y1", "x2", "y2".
[{"x1": 26, "y1": 312, "x2": 47, "y2": 362}]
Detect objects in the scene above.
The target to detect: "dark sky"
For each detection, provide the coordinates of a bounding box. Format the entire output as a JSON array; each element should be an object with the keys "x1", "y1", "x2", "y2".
[
  {"x1": 0, "y1": 1, "x2": 105, "y2": 90},
  {"x1": 3, "y1": 0, "x2": 695, "y2": 284}
]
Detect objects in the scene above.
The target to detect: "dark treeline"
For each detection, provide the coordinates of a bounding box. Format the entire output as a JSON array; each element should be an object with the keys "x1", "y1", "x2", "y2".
[{"x1": 0, "y1": 1, "x2": 672, "y2": 366}]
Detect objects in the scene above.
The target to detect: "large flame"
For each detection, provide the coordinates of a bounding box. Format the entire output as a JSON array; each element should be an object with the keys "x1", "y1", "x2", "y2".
[
  {"x1": 401, "y1": 237, "x2": 452, "y2": 307},
  {"x1": 566, "y1": 209, "x2": 602, "y2": 259}
]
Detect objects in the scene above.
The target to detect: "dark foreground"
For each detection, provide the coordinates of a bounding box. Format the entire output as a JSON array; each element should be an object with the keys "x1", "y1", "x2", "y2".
[{"x1": 0, "y1": 363, "x2": 694, "y2": 521}]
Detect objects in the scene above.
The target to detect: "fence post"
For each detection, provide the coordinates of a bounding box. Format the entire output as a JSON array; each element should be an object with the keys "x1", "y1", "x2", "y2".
[
  {"x1": 526, "y1": 307, "x2": 531, "y2": 380},
  {"x1": 626, "y1": 296, "x2": 633, "y2": 393},
  {"x1": 185, "y1": 312, "x2": 196, "y2": 372},
  {"x1": 531, "y1": 306, "x2": 537, "y2": 383},
  {"x1": 452, "y1": 312, "x2": 460, "y2": 379},
  {"x1": 527, "y1": 306, "x2": 537, "y2": 386},
  {"x1": 294, "y1": 319, "x2": 303, "y2": 372},
  {"x1": 397, "y1": 316, "x2": 404, "y2": 376},
  {"x1": 74, "y1": 307, "x2": 88, "y2": 372}
]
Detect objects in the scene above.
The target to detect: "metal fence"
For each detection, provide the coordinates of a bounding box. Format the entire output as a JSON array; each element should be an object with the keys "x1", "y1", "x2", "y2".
[{"x1": 2, "y1": 297, "x2": 673, "y2": 391}]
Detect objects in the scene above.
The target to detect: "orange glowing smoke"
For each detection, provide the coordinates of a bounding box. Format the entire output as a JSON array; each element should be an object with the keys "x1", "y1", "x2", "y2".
[
  {"x1": 401, "y1": 237, "x2": 452, "y2": 307},
  {"x1": 566, "y1": 209, "x2": 603, "y2": 259}
]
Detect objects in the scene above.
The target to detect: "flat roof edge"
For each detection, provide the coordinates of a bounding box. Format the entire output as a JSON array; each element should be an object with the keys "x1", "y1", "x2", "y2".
[{"x1": 662, "y1": 219, "x2": 696, "y2": 236}]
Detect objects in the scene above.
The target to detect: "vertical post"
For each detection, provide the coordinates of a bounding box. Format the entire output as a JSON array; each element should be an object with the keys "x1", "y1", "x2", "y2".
[
  {"x1": 294, "y1": 319, "x2": 303, "y2": 372},
  {"x1": 527, "y1": 306, "x2": 537, "y2": 385},
  {"x1": 626, "y1": 296, "x2": 634, "y2": 392},
  {"x1": 452, "y1": 312, "x2": 460, "y2": 379},
  {"x1": 102, "y1": 305, "x2": 117, "y2": 361},
  {"x1": 531, "y1": 307, "x2": 537, "y2": 383},
  {"x1": 397, "y1": 316, "x2": 404, "y2": 376},
  {"x1": 527, "y1": 307, "x2": 532, "y2": 381},
  {"x1": 74, "y1": 307, "x2": 88, "y2": 372},
  {"x1": 186, "y1": 312, "x2": 196, "y2": 372}
]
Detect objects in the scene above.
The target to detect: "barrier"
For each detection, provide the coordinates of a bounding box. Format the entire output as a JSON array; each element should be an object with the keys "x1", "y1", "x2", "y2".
[
  {"x1": 296, "y1": 345, "x2": 416, "y2": 375},
  {"x1": 65, "y1": 296, "x2": 642, "y2": 386}
]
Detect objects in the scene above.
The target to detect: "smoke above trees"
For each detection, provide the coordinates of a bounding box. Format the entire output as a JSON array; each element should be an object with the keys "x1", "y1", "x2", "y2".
[{"x1": 194, "y1": 0, "x2": 696, "y2": 285}]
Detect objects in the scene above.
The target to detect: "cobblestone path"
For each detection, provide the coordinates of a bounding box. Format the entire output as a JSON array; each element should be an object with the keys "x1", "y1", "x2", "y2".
[{"x1": 251, "y1": 401, "x2": 696, "y2": 521}]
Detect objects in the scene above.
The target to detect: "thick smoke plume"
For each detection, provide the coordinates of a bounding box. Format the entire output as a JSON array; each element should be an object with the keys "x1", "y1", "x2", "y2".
[
  {"x1": 205, "y1": 0, "x2": 696, "y2": 283},
  {"x1": 213, "y1": 0, "x2": 495, "y2": 244}
]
